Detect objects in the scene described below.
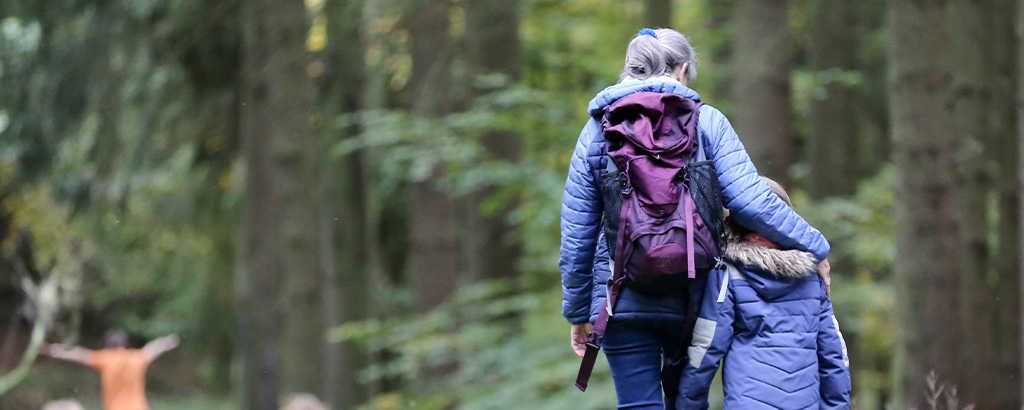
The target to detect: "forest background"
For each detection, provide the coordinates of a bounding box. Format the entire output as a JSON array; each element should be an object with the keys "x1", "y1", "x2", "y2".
[{"x1": 0, "y1": 0, "x2": 1019, "y2": 409}]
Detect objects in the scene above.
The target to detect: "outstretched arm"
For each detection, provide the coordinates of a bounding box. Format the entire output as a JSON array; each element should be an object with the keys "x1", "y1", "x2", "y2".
[
  {"x1": 142, "y1": 334, "x2": 180, "y2": 362},
  {"x1": 699, "y1": 105, "x2": 830, "y2": 261},
  {"x1": 40, "y1": 343, "x2": 95, "y2": 366}
]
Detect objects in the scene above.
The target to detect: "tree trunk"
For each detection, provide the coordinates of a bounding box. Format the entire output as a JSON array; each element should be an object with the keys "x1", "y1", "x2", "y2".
[
  {"x1": 407, "y1": 0, "x2": 459, "y2": 311},
  {"x1": 948, "y1": 0, "x2": 995, "y2": 405},
  {"x1": 731, "y1": 0, "x2": 794, "y2": 186},
  {"x1": 240, "y1": 0, "x2": 322, "y2": 407},
  {"x1": 320, "y1": 0, "x2": 369, "y2": 407},
  {"x1": 948, "y1": 1, "x2": 1021, "y2": 406},
  {"x1": 1016, "y1": 0, "x2": 1024, "y2": 403},
  {"x1": 645, "y1": 0, "x2": 672, "y2": 28},
  {"x1": 988, "y1": 3, "x2": 1021, "y2": 409},
  {"x1": 464, "y1": 0, "x2": 523, "y2": 283},
  {"x1": 238, "y1": 58, "x2": 282, "y2": 410},
  {"x1": 807, "y1": 0, "x2": 861, "y2": 198},
  {"x1": 887, "y1": 0, "x2": 964, "y2": 407}
]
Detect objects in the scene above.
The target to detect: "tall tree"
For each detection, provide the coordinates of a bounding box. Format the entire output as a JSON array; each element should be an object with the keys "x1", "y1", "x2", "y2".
[
  {"x1": 239, "y1": 0, "x2": 322, "y2": 407},
  {"x1": 731, "y1": 0, "x2": 794, "y2": 186},
  {"x1": 464, "y1": 0, "x2": 523, "y2": 282},
  {"x1": 806, "y1": 0, "x2": 861, "y2": 198},
  {"x1": 946, "y1": 0, "x2": 1003, "y2": 405},
  {"x1": 645, "y1": 0, "x2": 672, "y2": 28},
  {"x1": 1016, "y1": 0, "x2": 1024, "y2": 402},
  {"x1": 946, "y1": 1, "x2": 1019, "y2": 407},
  {"x1": 888, "y1": 0, "x2": 964, "y2": 407},
  {"x1": 988, "y1": 2, "x2": 1021, "y2": 408},
  {"x1": 945, "y1": 1, "x2": 1021, "y2": 406},
  {"x1": 320, "y1": 0, "x2": 370, "y2": 407},
  {"x1": 407, "y1": 0, "x2": 459, "y2": 310}
]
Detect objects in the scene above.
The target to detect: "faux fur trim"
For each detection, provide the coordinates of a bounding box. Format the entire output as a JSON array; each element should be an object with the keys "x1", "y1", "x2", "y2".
[{"x1": 722, "y1": 226, "x2": 817, "y2": 278}]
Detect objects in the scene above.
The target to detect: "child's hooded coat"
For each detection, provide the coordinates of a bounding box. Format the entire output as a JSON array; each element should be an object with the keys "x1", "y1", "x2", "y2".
[{"x1": 677, "y1": 228, "x2": 852, "y2": 409}]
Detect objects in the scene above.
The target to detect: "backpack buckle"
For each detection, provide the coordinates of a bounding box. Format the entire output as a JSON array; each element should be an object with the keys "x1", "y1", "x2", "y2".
[
  {"x1": 622, "y1": 184, "x2": 633, "y2": 196},
  {"x1": 585, "y1": 331, "x2": 602, "y2": 349}
]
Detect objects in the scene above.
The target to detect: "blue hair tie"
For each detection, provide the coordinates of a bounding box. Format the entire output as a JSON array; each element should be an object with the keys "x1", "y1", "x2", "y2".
[{"x1": 636, "y1": 28, "x2": 658, "y2": 39}]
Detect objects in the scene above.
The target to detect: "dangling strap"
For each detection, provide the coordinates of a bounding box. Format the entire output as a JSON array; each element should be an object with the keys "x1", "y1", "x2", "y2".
[
  {"x1": 574, "y1": 280, "x2": 617, "y2": 392},
  {"x1": 685, "y1": 188, "x2": 696, "y2": 279},
  {"x1": 661, "y1": 279, "x2": 701, "y2": 399},
  {"x1": 576, "y1": 187, "x2": 632, "y2": 391}
]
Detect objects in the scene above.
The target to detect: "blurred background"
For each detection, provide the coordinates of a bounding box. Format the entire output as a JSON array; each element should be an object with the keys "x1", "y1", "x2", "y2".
[{"x1": 0, "y1": 0, "x2": 1018, "y2": 408}]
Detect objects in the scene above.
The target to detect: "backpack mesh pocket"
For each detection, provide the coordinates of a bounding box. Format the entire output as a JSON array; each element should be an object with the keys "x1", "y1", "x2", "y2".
[
  {"x1": 600, "y1": 171, "x2": 625, "y2": 251},
  {"x1": 685, "y1": 160, "x2": 725, "y2": 247}
]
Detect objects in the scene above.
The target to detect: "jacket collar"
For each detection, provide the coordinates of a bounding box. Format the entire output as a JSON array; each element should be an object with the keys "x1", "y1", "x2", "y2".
[{"x1": 588, "y1": 76, "x2": 701, "y2": 117}]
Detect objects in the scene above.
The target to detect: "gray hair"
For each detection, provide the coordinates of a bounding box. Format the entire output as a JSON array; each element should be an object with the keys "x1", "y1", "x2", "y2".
[{"x1": 621, "y1": 28, "x2": 698, "y2": 82}]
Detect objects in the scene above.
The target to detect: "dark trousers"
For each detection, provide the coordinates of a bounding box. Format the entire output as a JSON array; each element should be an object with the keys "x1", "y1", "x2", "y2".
[{"x1": 603, "y1": 319, "x2": 685, "y2": 410}]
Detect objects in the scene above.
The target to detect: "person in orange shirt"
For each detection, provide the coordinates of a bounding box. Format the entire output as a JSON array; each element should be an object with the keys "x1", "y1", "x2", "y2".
[{"x1": 40, "y1": 330, "x2": 180, "y2": 410}]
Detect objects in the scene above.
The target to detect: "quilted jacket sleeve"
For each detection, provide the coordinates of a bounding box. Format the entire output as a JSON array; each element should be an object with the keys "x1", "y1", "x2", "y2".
[
  {"x1": 677, "y1": 267, "x2": 735, "y2": 410},
  {"x1": 818, "y1": 285, "x2": 852, "y2": 409},
  {"x1": 560, "y1": 120, "x2": 603, "y2": 324},
  {"x1": 590, "y1": 229, "x2": 611, "y2": 319},
  {"x1": 699, "y1": 105, "x2": 831, "y2": 260}
]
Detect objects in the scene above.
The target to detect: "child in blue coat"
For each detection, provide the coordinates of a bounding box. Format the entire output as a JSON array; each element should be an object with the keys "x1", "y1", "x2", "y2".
[{"x1": 677, "y1": 178, "x2": 851, "y2": 409}]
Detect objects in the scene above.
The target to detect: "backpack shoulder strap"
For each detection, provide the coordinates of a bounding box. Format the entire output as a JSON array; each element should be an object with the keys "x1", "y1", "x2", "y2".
[{"x1": 693, "y1": 102, "x2": 708, "y2": 163}]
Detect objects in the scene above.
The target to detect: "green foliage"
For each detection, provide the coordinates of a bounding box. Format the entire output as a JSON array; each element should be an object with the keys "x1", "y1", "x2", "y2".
[
  {"x1": 797, "y1": 167, "x2": 897, "y2": 405},
  {"x1": 331, "y1": 281, "x2": 618, "y2": 410}
]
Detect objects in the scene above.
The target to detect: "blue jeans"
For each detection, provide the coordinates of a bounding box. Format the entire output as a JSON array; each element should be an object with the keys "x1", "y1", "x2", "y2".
[{"x1": 603, "y1": 319, "x2": 685, "y2": 409}]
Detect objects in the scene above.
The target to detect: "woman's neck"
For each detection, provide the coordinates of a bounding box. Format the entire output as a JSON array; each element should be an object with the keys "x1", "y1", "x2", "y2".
[{"x1": 619, "y1": 74, "x2": 683, "y2": 85}]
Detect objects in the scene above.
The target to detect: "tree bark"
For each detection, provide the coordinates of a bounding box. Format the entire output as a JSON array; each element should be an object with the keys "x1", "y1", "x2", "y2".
[
  {"x1": 1016, "y1": 0, "x2": 1024, "y2": 403},
  {"x1": 947, "y1": 1, "x2": 1021, "y2": 406},
  {"x1": 887, "y1": 0, "x2": 964, "y2": 407},
  {"x1": 988, "y1": 2, "x2": 1021, "y2": 408},
  {"x1": 948, "y1": 0, "x2": 995, "y2": 405},
  {"x1": 240, "y1": 0, "x2": 322, "y2": 407},
  {"x1": 407, "y1": 0, "x2": 459, "y2": 311},
  {"x1": 731, "y1": 0, "x2": 794, "y2": 186},
  {"x1": 320, "y1": 0, "x2": 369, "y2": 407},
  {"x1": 807, "y1": 0, "x2": 861, "y2": 198},
  {"x1": 645, "y1": 0, "x2": 672, "y2": 28},
  {"x1": 950, "y1": 0, "x2": 1024, "y2": 406}
]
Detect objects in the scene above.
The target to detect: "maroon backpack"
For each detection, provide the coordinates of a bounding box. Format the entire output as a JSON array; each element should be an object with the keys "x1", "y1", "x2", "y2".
[{"x1": 575, "y1": 92, "x2": 723, "y2": 395}]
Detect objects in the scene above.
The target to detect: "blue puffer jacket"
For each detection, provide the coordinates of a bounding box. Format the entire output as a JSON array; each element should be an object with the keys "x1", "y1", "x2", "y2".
[
  {"x1": 559, "y1": 77, "x2": 831, "y2": 324},
  {"x1": 677, "y1": 233, "x2": 851, "y2": 409}
]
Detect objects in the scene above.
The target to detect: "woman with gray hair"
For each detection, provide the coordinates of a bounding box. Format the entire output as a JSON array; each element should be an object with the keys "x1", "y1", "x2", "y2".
[{"x1": 559, "y1": 28, "x2": 831, "y2": 408}]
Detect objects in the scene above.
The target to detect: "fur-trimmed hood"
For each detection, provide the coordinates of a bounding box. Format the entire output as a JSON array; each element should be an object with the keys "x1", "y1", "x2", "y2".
[
  {"x1": 722, "y1": 224, "x2": 819, "y2": 300},
  {"x1": 722, "y1": 225, "x2": 818, "y2": 278}
]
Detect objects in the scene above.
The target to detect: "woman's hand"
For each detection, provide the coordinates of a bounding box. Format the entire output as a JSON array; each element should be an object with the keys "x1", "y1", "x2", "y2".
[
  {"x1": 818, "y1": 257, "x2": 831, "y2": 297},
  {"x1": 571, "y1": 323, "x2": 594, "y2": 357}
]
